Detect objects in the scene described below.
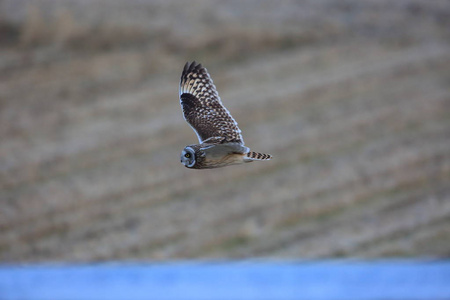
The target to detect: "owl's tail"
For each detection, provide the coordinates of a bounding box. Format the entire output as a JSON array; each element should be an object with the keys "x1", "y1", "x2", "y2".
[{"x1": 245, "y1": 151, "x2": 272, "y2": 162}]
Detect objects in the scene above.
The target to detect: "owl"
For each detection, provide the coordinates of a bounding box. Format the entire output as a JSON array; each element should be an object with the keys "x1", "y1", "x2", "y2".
[{"x1": 179, "y1": 61, "x2": 272, "y2": 169}]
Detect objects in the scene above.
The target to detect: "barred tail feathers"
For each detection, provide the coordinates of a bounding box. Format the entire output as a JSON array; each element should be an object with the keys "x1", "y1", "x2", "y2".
[{"x1": 245, "y1": 151, "x2": 272, "y2": 161}]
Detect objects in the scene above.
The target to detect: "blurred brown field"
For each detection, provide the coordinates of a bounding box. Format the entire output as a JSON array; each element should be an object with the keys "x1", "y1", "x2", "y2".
[{"x1": 0, "y1": 0, "x2": 449, "y2": 261}]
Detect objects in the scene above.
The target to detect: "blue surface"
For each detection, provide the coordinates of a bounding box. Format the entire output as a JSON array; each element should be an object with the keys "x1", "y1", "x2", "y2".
[{"x1": 1, "y1": 261, "x2": 450, "y2": 300}]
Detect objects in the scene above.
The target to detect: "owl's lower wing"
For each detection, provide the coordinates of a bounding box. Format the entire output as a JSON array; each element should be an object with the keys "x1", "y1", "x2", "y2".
[
  {"x1": 179, "y1": 61, "x2": 244, "y2": 144},
  {"x1": 201, "y1": 143, "x2": 249, "y2": 158}
]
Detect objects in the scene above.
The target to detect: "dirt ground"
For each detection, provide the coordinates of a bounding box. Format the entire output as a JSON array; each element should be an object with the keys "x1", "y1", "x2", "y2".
[{"x1": 1, "y1": 0, "x2": 449, "y2": 261}]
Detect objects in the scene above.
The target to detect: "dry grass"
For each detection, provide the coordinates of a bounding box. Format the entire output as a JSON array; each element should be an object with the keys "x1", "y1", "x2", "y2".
[{"x1": 0, "y1": 0, "x2": 449, "y2": 261}]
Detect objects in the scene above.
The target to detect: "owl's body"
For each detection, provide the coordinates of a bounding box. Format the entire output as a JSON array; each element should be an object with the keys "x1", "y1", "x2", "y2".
[
  {"x1": 181, "y1": 143, "x2": 248, "y2": 169},
  {"x1": 179, "y1": 61, "x2": 272, "y2": 169}
]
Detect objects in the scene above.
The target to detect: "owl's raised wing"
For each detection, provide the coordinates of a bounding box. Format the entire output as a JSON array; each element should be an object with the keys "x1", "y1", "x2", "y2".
[{"x1": 179, "y1": 61, "x2": 244, "y2": 144}]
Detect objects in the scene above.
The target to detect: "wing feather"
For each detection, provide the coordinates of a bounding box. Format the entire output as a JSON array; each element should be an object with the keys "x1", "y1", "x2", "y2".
[{"x1": 179, "y1": 61, "x2": 244, "y2": 144}]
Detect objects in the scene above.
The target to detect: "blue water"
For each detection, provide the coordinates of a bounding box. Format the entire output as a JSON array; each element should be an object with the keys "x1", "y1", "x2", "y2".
[{"x1": 1, "y1": 261, "x2": 449, "y2": 300}]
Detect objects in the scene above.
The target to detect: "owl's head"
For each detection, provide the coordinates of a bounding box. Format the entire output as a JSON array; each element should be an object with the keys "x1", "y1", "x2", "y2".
[{"x1": 180, "y1": 146, "x2": 197, "y2": 168}]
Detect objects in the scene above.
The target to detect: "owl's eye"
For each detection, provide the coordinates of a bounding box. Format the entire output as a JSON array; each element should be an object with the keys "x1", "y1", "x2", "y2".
[{"x1": 184, "y1": 153, "x2": 191, "y2": 158}]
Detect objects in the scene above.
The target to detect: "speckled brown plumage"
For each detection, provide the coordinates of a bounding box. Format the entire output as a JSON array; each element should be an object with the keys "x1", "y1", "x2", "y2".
[
  {"x1": 180, "y1": 61, "x2": 243, "y2": 143},
  {"x1": 179, "y1": 61, "x2": 272, "y2": 169}
]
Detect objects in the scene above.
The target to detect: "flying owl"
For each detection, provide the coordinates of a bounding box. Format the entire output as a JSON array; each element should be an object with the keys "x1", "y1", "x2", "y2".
[{"x1": 179, "y1": 61, "x2": 272, "y2": 169}]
